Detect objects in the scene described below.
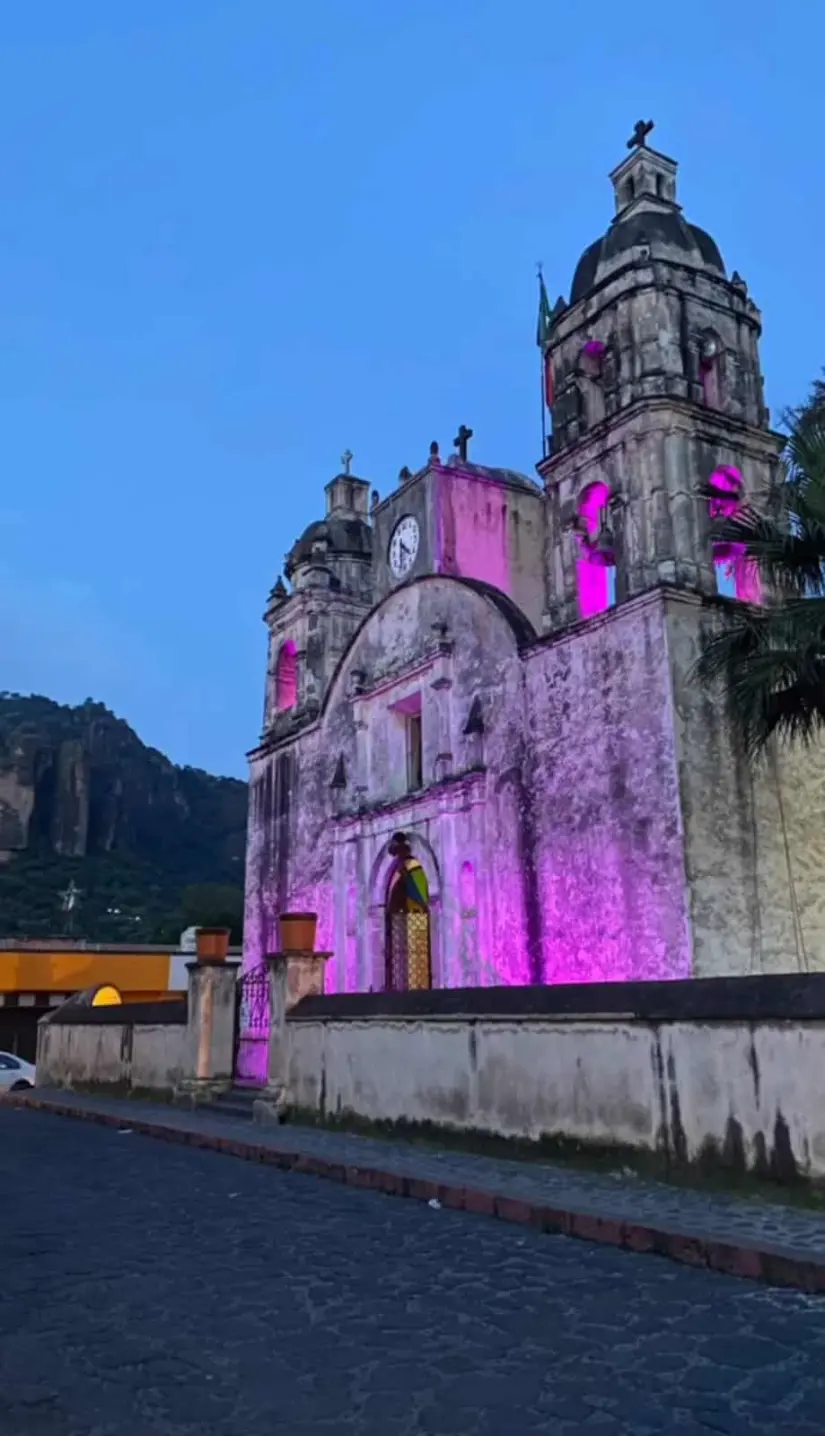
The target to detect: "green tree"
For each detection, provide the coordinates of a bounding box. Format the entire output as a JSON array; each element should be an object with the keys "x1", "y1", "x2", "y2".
[
  {"x1": 696, "y1": 376, "x2": 825, "y2": 759},
  {"x1": 153, "y1": 884, "x2": 244, "y2": 944}
]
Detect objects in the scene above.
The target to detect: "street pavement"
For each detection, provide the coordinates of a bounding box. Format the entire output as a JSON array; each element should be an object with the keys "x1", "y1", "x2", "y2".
[{"x1": 3, "y1": 1106, "x2": 825, "y2": 1436}]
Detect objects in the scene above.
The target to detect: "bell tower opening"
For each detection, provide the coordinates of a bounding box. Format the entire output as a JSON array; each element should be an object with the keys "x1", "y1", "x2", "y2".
[
  {"x1": 385, "y1": 844, "x2": 432, "y2": 992},
  {"x1": 576, "y1": 482, "x2": 617, "y2": 617},
  {"x1": 275, "y1": 640, "x2": 298, "y2": 711},
  {"x1": 708, "y1": 466, "x2": 761, "y2": 603}
]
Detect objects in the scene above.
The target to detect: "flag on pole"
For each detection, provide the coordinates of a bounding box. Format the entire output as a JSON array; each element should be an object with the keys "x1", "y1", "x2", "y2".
[
  {"x1": 536, "y1": 269, "x2": 554, "y2": 408},
  {"x1": 536, "y1": 269, "x2": 552, "y2": 348}
]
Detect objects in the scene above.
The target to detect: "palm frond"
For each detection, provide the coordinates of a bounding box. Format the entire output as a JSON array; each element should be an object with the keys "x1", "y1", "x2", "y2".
[
  {"x1": 694, "y1": 600, "x2": 825, "y2": 759},
  {"x1": 783, "y1": 415, "x2": 825, "y2": 494},
  {"x1": 695, "y1": 384, "x2": 825, "y2": 761}
]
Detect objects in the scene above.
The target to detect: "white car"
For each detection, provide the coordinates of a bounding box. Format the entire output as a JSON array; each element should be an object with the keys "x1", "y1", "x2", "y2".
[{"x1": 0, "y1": 1051, "x2": 35, "y2": 1092}]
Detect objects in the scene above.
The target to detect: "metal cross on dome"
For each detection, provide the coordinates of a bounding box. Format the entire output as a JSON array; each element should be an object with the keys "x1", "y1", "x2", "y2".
[
  {"x1": 341, "y1": 449, "x2": 353, "y2": 474},
  {"x1": 627, "y1": 119, "x2": 654, "y2": 150}
]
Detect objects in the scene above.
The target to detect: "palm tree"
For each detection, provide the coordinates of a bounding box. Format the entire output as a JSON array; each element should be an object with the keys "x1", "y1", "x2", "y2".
[{"x1": 695, "y1": 385, "x2": 825, "y2": 760}]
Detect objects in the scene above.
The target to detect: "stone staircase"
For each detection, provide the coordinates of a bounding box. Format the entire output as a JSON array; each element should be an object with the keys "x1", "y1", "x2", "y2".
[{"x1": 199, "y1": 1085, "x2": 262, "y2": 1121}]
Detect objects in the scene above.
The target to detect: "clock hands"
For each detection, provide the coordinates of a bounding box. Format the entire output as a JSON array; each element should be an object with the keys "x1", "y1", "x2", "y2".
[{"x1": 390, "y1": 519, "x2": 417, "y2": 575}]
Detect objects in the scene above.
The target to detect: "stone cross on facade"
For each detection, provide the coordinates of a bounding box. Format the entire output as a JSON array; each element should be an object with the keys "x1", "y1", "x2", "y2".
[
  {"x1": 341, "y1": 449, "x2": 353, "y2": 475},
  {"x1": 627, "y1": 119, "x2": 654, "y2": 151},
  {"x1": 453, "y1": 425, "x2": 473, "y2": 462}
]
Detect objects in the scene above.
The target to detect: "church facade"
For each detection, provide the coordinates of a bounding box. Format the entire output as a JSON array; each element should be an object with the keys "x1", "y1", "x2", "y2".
[{"x1": 242, "y1": 128, "x2": 825, "y2": 1006}]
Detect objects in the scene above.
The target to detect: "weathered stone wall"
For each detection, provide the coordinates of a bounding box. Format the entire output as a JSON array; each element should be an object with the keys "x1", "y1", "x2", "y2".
[
  {"x1": 36, "y1": 964, "x2": 239, "y2": 1093},
  {"x1": 430, "y1": 466, "x2": 546, "y2": 632},
  {"x1": 525, "y1": 590, "x2": 691, "y2": 983},
  {"x1": 285, "y1": 982, "x2": 825, "y2": 1179},
  {"x1": 36, "y1": 1016, "x2": 189, "y2": 1092},
  {"x1": 664, "y1": 592, "x2": 825, "y2": 976}
]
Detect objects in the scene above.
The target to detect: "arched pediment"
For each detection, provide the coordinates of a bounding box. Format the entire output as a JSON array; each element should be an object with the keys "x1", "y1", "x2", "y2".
[{"x1": 320, "y1": 574, "x2": 536, "y2": 723}]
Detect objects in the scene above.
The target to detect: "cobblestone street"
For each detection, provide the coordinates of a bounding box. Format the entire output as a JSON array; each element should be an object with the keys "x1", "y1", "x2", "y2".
[{"x1": 3, "y1": 1108, "x2": 825, "y2": 1436}]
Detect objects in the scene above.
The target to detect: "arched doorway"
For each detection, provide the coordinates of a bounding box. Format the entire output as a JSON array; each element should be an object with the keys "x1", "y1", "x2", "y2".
[{"x1": 385, "y1": 853, "x2": 432, "y2": 992}]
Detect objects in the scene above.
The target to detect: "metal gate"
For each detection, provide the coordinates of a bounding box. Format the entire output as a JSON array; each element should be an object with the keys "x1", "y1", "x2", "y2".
[
  {"x1": 386, "y1": 908, "x2": 432, "y2": 991},
  {"x1": 233, "y1": 965, "x2": 271, "y2": 1085}
]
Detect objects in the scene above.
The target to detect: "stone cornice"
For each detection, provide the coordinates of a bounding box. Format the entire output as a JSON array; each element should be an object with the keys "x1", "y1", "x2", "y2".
[
  {"x1": 537, "y1": 398, "x2": 784, "y2": 484},
  {"x1": 548, "y1": 261, "x2": 760, "y2": 348}
]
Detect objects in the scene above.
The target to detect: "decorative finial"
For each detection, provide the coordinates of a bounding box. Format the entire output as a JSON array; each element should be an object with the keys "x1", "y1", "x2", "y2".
[
  {"x1": 429, "y1": 441, "x2": 440, "y2": 461},
  {"x1": 453, "y1": 425, "x2": 473, "y2": 462},
  {"x1": 371, "y1": 488, "x2": 380, "y2": 509},
  {"x1": 398, "y1": 466, "x2": 412, "y2": 483},
  {"x1": 272, "y1": 575, "x2": 287, "y2": 601},
  {"x1": 627, "y1": 119, "x2": 654, "y2": 151},
  {"x1": 341, "y1": 448, "x2": 353, "y2": 475}
]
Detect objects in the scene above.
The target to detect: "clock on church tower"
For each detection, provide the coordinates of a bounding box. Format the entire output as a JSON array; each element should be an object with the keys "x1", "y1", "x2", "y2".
[
  {"x1": 388, "y1": 514, "x2": 420, "y2": 579},
  {"x1": 371, "y1": 429, "x2": 546, "y2": 631}
]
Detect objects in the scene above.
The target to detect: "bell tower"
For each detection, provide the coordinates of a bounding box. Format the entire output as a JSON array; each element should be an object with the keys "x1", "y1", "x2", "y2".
[
  {"x1": 537, "y1": 122, "x2": 784, "y2": 631},
  {"x1": 260, "y1": 453, "x2": 373, "y2": 742}
]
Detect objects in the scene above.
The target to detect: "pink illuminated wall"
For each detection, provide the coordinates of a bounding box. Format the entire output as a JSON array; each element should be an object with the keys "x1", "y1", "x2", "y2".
[
  {"x1": 576, "y1": 481, "x2": 617, "y2": 618},
  {"x1": 431, "y1": 466, "x2": 546, "y2": 629},
  {"x1": 275, "y1": 640, "x2": 298, "y2": 710},
  {"x1": 435, "y1": 469, "x2": 510, "y2": 593},
  {"x1": 526, "y1": 599, "x2": 692, "y2": 985},
  {"x1": 708, "y1": 466, "x2": 761, "y2": 603}
]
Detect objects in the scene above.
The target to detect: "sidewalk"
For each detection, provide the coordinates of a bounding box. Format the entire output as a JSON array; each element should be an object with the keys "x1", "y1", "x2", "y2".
[{"x1": 8, "y1": 1087, "x2": 825, "y2": 1294}]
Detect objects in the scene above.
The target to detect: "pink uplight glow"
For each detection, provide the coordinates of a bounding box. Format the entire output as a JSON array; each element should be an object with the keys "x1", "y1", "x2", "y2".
[
  {"x1": 577, "y1": 481, "x2": 616, "y2": 618},
  {"x1": 581, "y1": 339, "x2": 605, "y2": 379},
  {"x1": 275, "y1": 640, "x2": 298, "y2": 710},
  {"x1": 708, "y1": 466, "x2": 761, "y2": 603},
  {"x1": 435, "y1": 468, "x2": 511, "y2": 595}
]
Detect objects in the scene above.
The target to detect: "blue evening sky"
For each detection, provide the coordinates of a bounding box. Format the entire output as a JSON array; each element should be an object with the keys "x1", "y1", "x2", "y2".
[{"x1": 0, "y1": 1, "x2": 819, "y2": 778}]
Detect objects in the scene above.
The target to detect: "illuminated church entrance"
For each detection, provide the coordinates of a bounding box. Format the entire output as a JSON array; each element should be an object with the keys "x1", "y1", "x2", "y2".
[{"x1": 385, "y1": 852, "x2": 432, "y2": 992}]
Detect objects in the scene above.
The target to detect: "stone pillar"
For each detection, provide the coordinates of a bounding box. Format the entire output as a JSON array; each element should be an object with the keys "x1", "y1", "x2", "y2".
[
  {"x1": 179, "y1": 959, "x2": 240, "y2": 1103},
  {"x1": 253, "y1": 950, "x2": 331, "y2": 1125}
]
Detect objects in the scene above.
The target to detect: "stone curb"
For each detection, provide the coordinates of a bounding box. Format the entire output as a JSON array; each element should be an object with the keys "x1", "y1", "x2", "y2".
[{"x1": 9, "y1": 1093, "x2": 825, "y2": 1294}]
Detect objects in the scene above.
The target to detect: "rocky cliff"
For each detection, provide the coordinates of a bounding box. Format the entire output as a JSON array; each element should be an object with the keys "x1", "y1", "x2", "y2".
[{"x1": 0, "y1": 694, "x2": 247, "y2": 940}]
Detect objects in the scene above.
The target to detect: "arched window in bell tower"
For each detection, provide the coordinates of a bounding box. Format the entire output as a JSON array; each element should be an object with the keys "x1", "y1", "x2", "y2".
[
  {"x1": 275, "y1": 640, "x2": 298, "y2": 711},
  {"x1": 576, "y1": 482, "x2": 617, "y2": 618},
  {"x1": 708, "y1": 467, "x2": 761, "y2": 603},
  {"x1": 700, "y1": 332, "x2": 723, "y2": 409},
  {"x1": 581, "y1": 338, "x2": 605, "y2": 379}
]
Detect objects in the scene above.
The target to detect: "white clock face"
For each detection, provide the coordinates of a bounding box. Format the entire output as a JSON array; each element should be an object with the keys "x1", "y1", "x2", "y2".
[{"x1": 389, "y1": 515, "x2": 420, "y2": 579}]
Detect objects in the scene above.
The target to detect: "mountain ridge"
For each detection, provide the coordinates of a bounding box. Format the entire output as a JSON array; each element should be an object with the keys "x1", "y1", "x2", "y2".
[{"x1": 0, "y1": 693, "x2": 247, "y2": 941}]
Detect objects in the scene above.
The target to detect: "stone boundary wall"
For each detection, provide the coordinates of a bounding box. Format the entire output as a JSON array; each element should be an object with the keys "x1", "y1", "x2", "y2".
[
  {"x1": 285, "y1": 976, "x2": 825, "y2": 1181},
  {"x1": 46, "y1": 1000, "x2": 188, "y2": 1026},
  {"x1": 37, "y1": 1001, "x2": 190, "y2": 1093},
  {"x1": 36, "y1": 961, "x2": 240, "y2": 1099},
  {"x1": 295, "y1": 973, "x2": 825, "y2": 1023}
]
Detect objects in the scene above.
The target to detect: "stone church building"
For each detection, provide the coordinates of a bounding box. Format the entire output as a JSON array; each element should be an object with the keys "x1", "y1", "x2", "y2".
[{"x1": 243, "y1": 127, "x2": 825, "y2": 1002}]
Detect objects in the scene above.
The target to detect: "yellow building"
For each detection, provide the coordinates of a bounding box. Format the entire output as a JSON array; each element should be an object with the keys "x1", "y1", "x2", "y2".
[{"x1": 0, "y1": 940, "x2": 240, "y2": 1061}]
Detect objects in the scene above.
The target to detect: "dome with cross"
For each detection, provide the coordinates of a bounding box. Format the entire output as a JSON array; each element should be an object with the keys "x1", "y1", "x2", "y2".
[{"x1": 568, "y1": 122, "x2": 726, "y2": 307}]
